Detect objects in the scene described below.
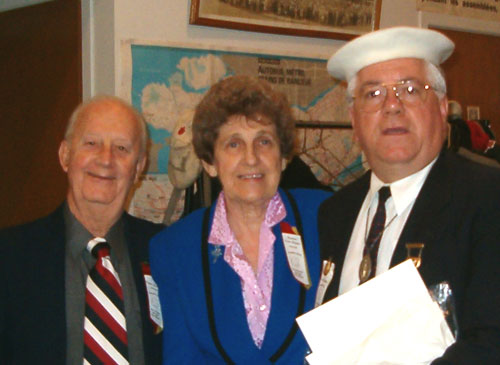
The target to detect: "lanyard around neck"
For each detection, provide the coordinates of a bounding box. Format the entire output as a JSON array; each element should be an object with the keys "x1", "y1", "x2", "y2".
[{"x1": 201, "y1": 190, "x2": 306, "y2": 364}]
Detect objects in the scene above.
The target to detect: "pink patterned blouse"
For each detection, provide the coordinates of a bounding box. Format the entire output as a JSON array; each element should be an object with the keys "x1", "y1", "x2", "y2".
[{"x1": 208, "y1": 191, "x2": 286, "y2": 348}]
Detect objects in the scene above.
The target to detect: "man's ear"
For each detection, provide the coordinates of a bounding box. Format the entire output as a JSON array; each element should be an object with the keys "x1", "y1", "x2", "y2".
[
  {"x1": 281, "y1": 157, "x2": 287, "y2": 172},
  {"x1": 58, "y1": 140, "x2": 70, "y2": 172},
  {"x1": 349, "y1": 107, "x2": 359, "y2": 143},
  {"x1": 439, "y1": 95, "x2": 449, "y2": 124},
  {"x1": 201, "y1": 160, "x2": 218, "y2": 178},
  {"x1": 134, "y1": 155, "x2": 147, "y2": 183}
]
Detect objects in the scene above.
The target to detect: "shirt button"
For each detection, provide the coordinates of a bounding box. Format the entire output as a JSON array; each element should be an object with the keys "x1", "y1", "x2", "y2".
[{"x1": 259, "y1": 304, "x2": 266, "y2": 311}]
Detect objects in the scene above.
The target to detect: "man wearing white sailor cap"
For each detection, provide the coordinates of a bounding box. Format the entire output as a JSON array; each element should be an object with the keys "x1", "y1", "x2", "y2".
[{"x1": 318, "y1": 27, "x2": 500, "y2": 363}]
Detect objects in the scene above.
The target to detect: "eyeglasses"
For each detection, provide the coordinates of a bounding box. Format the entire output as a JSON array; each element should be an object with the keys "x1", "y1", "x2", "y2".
[{"x1": 353, "y1": 80, "x2": 435, "y2": 112}]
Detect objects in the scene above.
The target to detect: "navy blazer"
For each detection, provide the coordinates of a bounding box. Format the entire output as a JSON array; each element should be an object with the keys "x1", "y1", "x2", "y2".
[
  {"x1": 318, "y1": 151, "x2": 500, "y2": 364},
  {"x1": 0, "y1": 205, "x2": 163, "y2": 364},
  {"x1": 150, "y1": 188, "x2": 331, "y2": 364}
]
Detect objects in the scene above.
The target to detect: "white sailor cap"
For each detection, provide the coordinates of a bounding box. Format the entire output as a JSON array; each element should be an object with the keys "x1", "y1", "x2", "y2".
[{"x1": 327, "y1": 26, "x2": 455, "y2": 82}]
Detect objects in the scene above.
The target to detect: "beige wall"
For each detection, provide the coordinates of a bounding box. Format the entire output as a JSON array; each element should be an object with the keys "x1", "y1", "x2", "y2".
[{"x1": 83, "y1": 0, "x2": 500, "y2": 98}]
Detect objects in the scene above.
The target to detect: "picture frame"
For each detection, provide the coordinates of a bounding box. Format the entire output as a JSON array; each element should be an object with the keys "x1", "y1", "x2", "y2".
[
  {"x1": 190, "y1": 0, "x2": 382, "y2": 40},
  {"x1": 466, "y1": 105, "x2": 480, "y2": 121}
]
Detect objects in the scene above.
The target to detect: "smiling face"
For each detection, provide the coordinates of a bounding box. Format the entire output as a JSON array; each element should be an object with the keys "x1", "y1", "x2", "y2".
[
  {"x1": 59, "y1": 99, "x2": 146, "y2": 217},
  {"x1": 202, "y1": 115, "x2": 285, "y2": 210},
  {"x1": 350, "y1": 58, "x2": 448, "y2": 182}
]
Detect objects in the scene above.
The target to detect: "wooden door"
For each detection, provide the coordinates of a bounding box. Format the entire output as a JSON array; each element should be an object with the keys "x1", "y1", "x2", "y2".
[
  {"x1": 0, "y1": 0, "x2": 82, "y2": 228},
  {"x1": 433, "y1": 27, "x2": 500, "y2": 138}
]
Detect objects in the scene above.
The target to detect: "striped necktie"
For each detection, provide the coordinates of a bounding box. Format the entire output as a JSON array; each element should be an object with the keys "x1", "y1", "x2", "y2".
[
  {"x1": 83, "y1": 237, "x2": 129, "y2": 365},
  {"x1": 359, "y1": 186, "x2": 392, "y2": 284}
]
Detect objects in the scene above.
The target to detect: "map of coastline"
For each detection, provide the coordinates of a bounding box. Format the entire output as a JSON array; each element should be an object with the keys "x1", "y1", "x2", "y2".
[{"x1": 125, "y1": 43, "x2": 364, "y2": 223}]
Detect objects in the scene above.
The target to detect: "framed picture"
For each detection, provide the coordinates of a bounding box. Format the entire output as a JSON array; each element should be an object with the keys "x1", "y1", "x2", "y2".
[
  {"x1": 190, "y1": 0, "x2": 382, "y2": 40},
  {"x1": 466, "y1": 105, "x2": 480, "y2": 121}
]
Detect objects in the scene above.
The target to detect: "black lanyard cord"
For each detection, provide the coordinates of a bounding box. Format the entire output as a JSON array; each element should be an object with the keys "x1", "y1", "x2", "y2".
[
  {"x1": 201, "y1": 208, "x2": 234, "y2": 364},
  {"x1": 201, "y1": 190, "x2": 306, "y2": 364}
]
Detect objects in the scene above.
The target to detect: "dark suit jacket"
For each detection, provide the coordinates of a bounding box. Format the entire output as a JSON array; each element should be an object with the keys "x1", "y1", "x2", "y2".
[
  {"x1": 318, "y1": 151, "x2": 500, "y2": 364},
  {"x1": 0, "y1": 205, "x2": 163, "y2": 364}
]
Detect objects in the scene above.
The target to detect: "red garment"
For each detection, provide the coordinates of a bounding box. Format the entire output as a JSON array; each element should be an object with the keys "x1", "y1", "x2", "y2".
[{"x1": 465, "y1": 120, "x2": 489, "y2": 151}]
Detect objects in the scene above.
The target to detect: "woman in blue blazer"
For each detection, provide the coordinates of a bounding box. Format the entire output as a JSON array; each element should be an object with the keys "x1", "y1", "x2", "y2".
[{"x1": 150, "y1": 75, "x2": 330, "y2": 364}]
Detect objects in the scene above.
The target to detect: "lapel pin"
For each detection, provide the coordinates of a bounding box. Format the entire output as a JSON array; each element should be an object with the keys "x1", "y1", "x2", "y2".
[{"x1": 406, "y1": 243, "x2": 425, "y2": 268}]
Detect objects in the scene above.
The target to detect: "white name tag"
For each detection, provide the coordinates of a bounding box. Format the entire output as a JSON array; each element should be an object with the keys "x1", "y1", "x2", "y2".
[
  {"x1": 282, "y1": 231, "x2": 312, "y2": 289},
  {"x1": 315, "y1": 260, "x2": 335, "y2": 308},
  {"x1": 144, "y1": 273, "x2": 163, "y2": 331}
]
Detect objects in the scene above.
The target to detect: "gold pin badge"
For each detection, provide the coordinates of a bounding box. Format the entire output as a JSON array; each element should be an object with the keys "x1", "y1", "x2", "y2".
[
  {"x1": 406, "y1": 243, "x2": 425, "y2": 268},
  {"x1": 323, "y1": 260, "x2": 333, "y2": 276}
]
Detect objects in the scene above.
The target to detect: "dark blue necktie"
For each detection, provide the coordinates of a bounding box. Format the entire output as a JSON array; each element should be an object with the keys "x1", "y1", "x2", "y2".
[{"x1": 359, "y1": 186, "x2": 391, "y2": 284}]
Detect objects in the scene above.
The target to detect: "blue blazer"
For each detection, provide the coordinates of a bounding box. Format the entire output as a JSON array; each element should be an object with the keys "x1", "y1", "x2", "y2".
[
  {"x1": 319, "y1": 151, "x2": 500, "y2": 364},
  {"x1": 150, "y1": 188, "x2": 331, "y2": 364},
  {"x1": 0, "y1": 205, "x2": 164, "y2": 364}
]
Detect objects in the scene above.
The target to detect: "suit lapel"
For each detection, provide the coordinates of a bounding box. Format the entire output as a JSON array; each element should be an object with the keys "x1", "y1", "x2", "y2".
[
  {"x1": 391, "y1": 154, "x2": 453, "y2": 267},
  {"x1": 122, "y1": 214, "x2": 163, "y2": 364},
  {"x1": 327, "y1": 173, "x2": 370, "y2": 298},
  {"x1": 209, "y1": 244, "x2": 267, "y2": 361},
  {"x1": 123, "y1": 214, "x2": 149, "y2": 318},
  {"x1": 260, "y1": 219, "x2": 302, "y2": 356},
  {"x1": 206, "y1": 204, "x2": 268, "y2": 362},
  {"x1": 261, "y1": 190, "x2": 314, "y2": 360}
]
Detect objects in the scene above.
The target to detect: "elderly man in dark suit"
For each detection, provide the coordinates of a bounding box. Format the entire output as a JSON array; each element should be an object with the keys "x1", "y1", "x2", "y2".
[
  {"x1": 318, "y1": 27, "x2": 500, "y2": 364},
  {"x1": 0, "y1": 96, "x2": 163, "y2": 364}
]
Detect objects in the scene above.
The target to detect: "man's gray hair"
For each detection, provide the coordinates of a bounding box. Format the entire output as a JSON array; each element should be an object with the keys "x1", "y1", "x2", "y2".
[
  {"x1": 64, "y1": 95, "x2": 149, "y2": 156},
  {"x1": 425, "y1": 61, "x2": 447, "y2": 98},
  {"x1": 346, "y1": 60, "x2": 447, "y2": 105}
]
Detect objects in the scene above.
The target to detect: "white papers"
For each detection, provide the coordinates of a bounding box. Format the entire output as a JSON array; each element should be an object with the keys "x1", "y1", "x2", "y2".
[{"x1": 297, "y1": 260, "x2": 455, "y2": 365}]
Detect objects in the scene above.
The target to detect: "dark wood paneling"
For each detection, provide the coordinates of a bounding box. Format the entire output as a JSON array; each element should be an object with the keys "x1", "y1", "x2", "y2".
[
  {"x1": 0, "y1": 0, "x2": 82, "y2": 228},
  {"x1": 434, "y1": 27, "x2": 500, "y2": 138}
]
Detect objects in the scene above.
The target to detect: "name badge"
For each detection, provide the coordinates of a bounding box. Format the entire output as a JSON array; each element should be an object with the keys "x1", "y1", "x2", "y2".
[
  {"x1": 281, "y1": 222, "x2": 311, "y2": 289},
  {"x1": 141, "y1": 263, "x2": 163, "y2": 334},
  {"x1": 315, "y1": 259, "x2": 335, "y2": 307}
]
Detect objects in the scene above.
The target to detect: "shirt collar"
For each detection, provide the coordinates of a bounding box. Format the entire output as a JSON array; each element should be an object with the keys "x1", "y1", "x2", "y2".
[
  {"x1": 369, "y1": 156, "x2": 438, "y2": 215},
  {"x1": 208, "y1": 191, "x2": 286, "y2": 246},
  {"x1": 64, "y1": 202, "x2": 125, "y2": 263},
  {"x1": 64, "y1": 203, "x2": 93, "y2": 260}
]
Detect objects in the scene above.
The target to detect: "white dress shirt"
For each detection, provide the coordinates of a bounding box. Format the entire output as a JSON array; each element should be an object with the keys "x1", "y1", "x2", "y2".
[{"x1": 339, "y1": 158, "x2": 438, "y2": 295}]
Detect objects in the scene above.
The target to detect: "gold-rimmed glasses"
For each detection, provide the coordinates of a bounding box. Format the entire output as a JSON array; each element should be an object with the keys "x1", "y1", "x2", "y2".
[{"x1": 354, "y1": 80, "x2": 435, "y2": 112}]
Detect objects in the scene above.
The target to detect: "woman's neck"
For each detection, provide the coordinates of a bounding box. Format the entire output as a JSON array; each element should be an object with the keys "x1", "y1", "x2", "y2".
[{"x1": 225, "y1": 197, "x2": 270, "y2": 273}]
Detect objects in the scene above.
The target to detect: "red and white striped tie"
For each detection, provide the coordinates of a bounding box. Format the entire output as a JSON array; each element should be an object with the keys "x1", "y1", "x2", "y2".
[{"x1": 83, "y1": 237, "x2": 129, "y2": 365}]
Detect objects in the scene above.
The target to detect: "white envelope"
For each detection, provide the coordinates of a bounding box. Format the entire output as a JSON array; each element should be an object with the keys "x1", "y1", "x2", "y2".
[{"x1": 296, "y1": 260, "x2": 455, "y2": 365}]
